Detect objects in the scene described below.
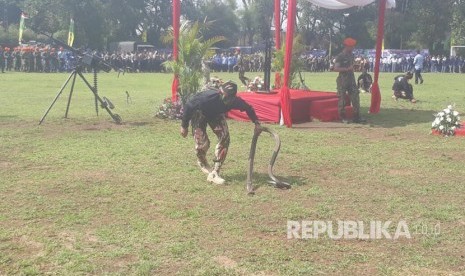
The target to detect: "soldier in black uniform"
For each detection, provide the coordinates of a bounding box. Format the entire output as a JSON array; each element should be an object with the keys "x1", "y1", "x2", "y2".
[
  {"x1": 357, "y1": 68, "x2": 373, "y2": 93},
  {"x1": 333, "y1": 38, "x2": 365, "y2": 123},
  {"x1": 392, "y1": 71, "x2": 416, "y2": 103},
  {"x1": 180, "y1": 81, "x2": 260, "y2": 185}
]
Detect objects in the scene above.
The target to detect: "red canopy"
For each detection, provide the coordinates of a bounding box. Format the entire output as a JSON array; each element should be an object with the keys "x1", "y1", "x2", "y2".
[
  {"x1": 279, "y1": 0, "x2": 390, "y2": 126},
  {"x1": 171, "y1": 0, "x2": 391, "y2": 126}
]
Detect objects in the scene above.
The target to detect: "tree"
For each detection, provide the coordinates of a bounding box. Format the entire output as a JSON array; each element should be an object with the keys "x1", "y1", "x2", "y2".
[
  {"x1": 143, "y1": 0, "x2": 175, "y2": 47},
  {"x1": 297, "y1": 3, "x2": 361, "y2": 53},
  {"x1": 105, "y1": 0, "x2": 146, "y2": 43},
  {"x1": 451, "y1": 0, "x2": 465, "y2": 46},
  {"x1": 17, "y1": 0, "x2": 109, "y2": 49},
  {"x1": 251, "y1": 0, "x2": 274, "y2": 42},
  {"x1": 403, "y1": 0, "x2": 453, "y2": 52},
  {"x1": 184, "y1": 0, "x2": 240, "y2": 48},
  {"x1": 383, "y1": 0, "x2": 417, "y2": 49}
]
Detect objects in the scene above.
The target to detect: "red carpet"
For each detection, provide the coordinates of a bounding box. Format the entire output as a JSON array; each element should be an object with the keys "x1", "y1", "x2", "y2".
[{"x1": 228, "y1": 89, "x2": 351, "y2": 123}]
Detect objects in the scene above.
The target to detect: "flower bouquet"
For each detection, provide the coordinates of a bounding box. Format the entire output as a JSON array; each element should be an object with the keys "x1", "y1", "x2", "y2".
[
  {"x1": 156, "y1": 98, "x2": 183, "y2": 120},
  {"x1": 431, "y1": 105, "x2": 461, "y2": 136},
  {"x1": 247, "y1": 76, "x2": 265, "y2": 92}
]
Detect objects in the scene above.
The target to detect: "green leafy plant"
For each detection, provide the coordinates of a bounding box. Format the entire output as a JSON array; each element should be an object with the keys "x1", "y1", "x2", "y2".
[
  {"x1": 162, "y1": 20, "x2": 225, "y2": 105},
  {"x1": 272, "y1": 35, "x2": 306, "y2": 89}
]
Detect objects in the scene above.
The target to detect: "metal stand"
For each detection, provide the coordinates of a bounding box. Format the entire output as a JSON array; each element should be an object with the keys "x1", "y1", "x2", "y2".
[
  {"x1": 39, "y1": 65, "x2": 122, "y2": 125},
  {"x1": 263, "y1": 39, "x2": 272, "y2": 91}
]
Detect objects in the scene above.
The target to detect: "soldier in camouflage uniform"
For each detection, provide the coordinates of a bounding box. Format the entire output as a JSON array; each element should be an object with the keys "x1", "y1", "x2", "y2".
[
  {"x1": 333, "y1": 38, "x2": 365, "y2": 124},
  {"x1": 181, "y1": 81, "x2": 260, "y2": 185},
  {"x1": 236, "y1": 50, "x2": 250, "y2": 86},
  {"x1": 0, "y1": 46, "x2": 5, "y2": 73}
]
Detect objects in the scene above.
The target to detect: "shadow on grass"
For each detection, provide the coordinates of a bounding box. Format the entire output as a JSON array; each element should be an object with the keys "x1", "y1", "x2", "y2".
[
  {"x1": 226, "y1": 171, "x2": 308, "y2": 192},
  {"x1": 125, "y1": 121, "x2": 151, "y2": 127},
  {"x1": 368, "y1": 107, "x2": 436, "y2": 128}
]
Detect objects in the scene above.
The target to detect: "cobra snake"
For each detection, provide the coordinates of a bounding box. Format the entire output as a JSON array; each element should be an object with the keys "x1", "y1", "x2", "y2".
[{"x1": 246, "y1": 126, "x2": 291, "y2": 194}]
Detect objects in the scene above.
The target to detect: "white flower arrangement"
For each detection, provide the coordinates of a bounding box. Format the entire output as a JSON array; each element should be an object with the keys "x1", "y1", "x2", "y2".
[
  {"x1": 432, "y1": 105, "x2": 461, "y2": 136},
  {"x1": 247, "y1": 76, "x2": 265, "y2": 92}
]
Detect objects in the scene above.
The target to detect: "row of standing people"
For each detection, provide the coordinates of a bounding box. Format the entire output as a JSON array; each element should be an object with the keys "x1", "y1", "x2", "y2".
[
  {"x1": 105, "y1": 51, "x2": 170, "y2": 73},
  {"x1": 207, "y1": 53, "x2": 264, "y2": 73},
  {"x1": 0, "y1": 45, "x2": 172, "y2": 73},
  {"x1": 379, "y1": 55, "x2": 465, "y2": 73},
  {"x1": 2, "y1": 45, "x2": 465, "y2": 75},
  {"x1": 0, "y1": 46, "x2": 75, "y2": 73}
]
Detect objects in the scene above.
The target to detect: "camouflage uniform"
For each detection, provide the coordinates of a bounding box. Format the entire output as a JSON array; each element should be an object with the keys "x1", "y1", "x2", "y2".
[
  {"x1": 237, "y1": 54, "x2": 249, "y2": 86},
  {"x1": 191, "y1": 110, "x2": 230, "y2": 173},
  {"x1": 0, "y1": 48, "x2": 4, "y2": 73},
  {"x1": 335, "y1": 52, "x2": 360, "y2": 120}
]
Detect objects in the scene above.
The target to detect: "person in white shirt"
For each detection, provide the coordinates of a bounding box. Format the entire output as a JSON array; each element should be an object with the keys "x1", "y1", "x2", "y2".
[{"x1": 413, "y1": 50, "x2": 424, "y2": 84}]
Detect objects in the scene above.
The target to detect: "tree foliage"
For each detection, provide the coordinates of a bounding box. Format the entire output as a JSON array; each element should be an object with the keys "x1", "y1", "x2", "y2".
[
  {"x1": 185, "y1": 0, "x2": 240, "y2": 48},
  {"x1": 451, "y1": 0, "x2": 465, "y2": 46},
  {"x1": 272, "y1": 35, "x2": 306, "y2": 88},
  {"x1": 0, "y1": 0, "x2": 461, "y2": 55}
]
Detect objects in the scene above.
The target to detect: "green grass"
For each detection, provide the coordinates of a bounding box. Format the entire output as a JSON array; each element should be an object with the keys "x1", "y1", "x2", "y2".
[{"x1": 1, "y1": 71, "x2": 465, "y2": 275}]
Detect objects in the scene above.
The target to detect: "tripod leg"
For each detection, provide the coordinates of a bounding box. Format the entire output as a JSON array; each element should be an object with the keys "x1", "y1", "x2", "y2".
[
  {"x1": 94, "y1": 70, "x2": 99, "y2": 117},
  {"x1": 95, "y1": 96, "x2": 99, "y2": 116},
  {"x1": 39, "y1": 71, "x2": 76, "y2": 125},
  {"x1": 64, "y1": 72, "x2": 78, "y2": 118},
  {"x1": 77, "y1": 71, "x2": 122, "y2": 124}
]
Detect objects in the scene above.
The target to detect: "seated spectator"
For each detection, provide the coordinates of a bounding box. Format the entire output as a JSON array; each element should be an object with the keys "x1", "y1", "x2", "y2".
[{"x1": 392, "y1": 71, "x2": 416, "y2": 103}]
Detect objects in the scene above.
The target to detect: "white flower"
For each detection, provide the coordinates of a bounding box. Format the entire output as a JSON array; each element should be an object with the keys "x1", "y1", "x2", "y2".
[
  {"x1": 452, "y1": 126, "x2": 456, "y2": 130},
  {"x1": 438, "y1": 112, "x2": 445, "y2": 117},
  {"x1": 447, "y1": 105, "x2": 453, "y2": 110},
  {"x1": 457, "y1": 116, "x2": 461, "y2": 121},
  {"x1": 453, "y1": 111, "x2": 459, "y2": 116},
  {"x1": 445, "y1": 109, "x2": 451, "y2": 114},
  {"x1": 439, "y1": 125, "x2": 444, "y2": 130},
  {"x1": 432, "y1": 122, "x2": 436, "y2": 127},
  {"x1": 447, "y1": 117, "x2": 452, "y2": 122}
]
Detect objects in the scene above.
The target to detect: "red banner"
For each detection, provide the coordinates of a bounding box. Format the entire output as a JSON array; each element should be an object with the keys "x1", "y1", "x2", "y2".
[
  {"x1": 280, "y1": 0, "x2": 297, "y2": 127},
  {"x1": 370, "y1": 0, "x2": 386, "y2": 114},
  {"x1": 171, "y1": 0, "x2": 180, "y2": 102}
]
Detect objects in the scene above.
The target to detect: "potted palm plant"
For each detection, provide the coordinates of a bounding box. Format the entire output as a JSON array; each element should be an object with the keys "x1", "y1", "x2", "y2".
[
  {"x1": 163, "y1": 20, "x2": 225, "y2": 105},
  {"x1": 272, "y1": 35, "x2": 307, "y2": 90}
]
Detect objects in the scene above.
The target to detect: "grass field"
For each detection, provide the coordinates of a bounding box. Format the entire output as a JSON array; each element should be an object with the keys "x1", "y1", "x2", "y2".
[{"x1": 1, "y1": 71, "x2": 465, "y2": 275}]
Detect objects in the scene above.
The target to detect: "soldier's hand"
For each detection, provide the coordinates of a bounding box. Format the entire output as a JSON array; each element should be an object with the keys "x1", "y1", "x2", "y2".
[{"x1": 180, "y1": 127, "x2": 188, "y2": 138}]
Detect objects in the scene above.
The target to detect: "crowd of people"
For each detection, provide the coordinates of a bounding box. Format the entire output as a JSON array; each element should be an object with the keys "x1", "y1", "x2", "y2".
[
  {"x1": 0, "y1": 45, "x2": 171, "y2": 73},
  {"x1": 199, "y1": 51, "x2": 465, "y2": 75},
  {"x1": 2, "y1": 44, "x2": 465, "y2": 75},
  {"x1": 378, "y1": 55, "x2": 465, "y2": 73},
  {"x1": 106, "y1": 50, "x2": 170, "y2": 73},
  {"x1": 0, "y1": 45, "x2": 70, "y2": 73},
  {"x1": 206, "y1": 53, "x2": 265, "y2": 73}
]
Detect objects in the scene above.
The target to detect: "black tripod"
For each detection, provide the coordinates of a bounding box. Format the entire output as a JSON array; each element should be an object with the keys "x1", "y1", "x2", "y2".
[{"x1": 39, "y1": 65, "x2": 122, "y2": 125}]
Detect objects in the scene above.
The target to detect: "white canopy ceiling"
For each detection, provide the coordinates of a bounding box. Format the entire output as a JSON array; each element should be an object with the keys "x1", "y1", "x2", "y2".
[{"x1": 305, "y1": 0, "x2": 396, "y2": 10}]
